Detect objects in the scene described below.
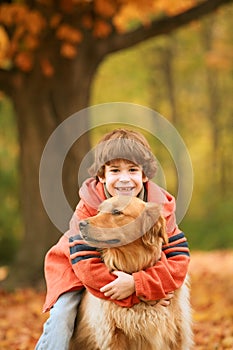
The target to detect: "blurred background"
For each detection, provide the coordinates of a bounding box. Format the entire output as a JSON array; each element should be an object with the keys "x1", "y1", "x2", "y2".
[{"x1": 0, "y1": 0, "x2": 232, "y2": 288}]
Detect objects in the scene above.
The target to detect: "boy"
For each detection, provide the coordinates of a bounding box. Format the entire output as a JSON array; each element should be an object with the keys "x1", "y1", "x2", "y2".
[{"x1": 35, "y1": 128, "x2": 190, "y2": 349}]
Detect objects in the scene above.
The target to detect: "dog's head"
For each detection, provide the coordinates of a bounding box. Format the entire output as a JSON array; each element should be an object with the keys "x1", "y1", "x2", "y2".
[{"x1": 79, "y1": 196, "x2": 167, "y2": 248}]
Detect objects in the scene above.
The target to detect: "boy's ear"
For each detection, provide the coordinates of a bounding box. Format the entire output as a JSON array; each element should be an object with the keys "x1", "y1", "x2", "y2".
[{"x1": 142, "y1": 175, "x2": 148, "y2": 182}]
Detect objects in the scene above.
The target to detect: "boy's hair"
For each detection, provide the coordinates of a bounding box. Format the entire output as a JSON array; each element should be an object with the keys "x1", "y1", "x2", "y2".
[{"x1": 88, "y1": 128, "x2": 157, "y2": 180}]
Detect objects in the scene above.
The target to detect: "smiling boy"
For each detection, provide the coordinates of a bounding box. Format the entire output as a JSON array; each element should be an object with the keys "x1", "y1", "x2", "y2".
[{"x1": 35, "y1": 128, "x2": 190, "y2": 350}]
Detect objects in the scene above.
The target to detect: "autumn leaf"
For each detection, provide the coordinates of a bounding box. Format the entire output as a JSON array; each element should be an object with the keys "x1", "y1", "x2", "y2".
[
  {"x1": 94, "y1": 0, "x2": 117, "y2": 18},
  {"x1": 60, "y1": 42, "x2": 77, "y2": 59},
  {"x1": 81, "y1": 15, "x2": 93, "y2": 30},
  {"x1": 40, "y1": 58, "x2": 54, "y2": 77},
  {"x1": 14, "y1": 52, "x2": 33, "y2": 72},
  {"x1": 50, "y1": 14, "x2": 62, "y2": 29},
  {"x1": 93, "y1": 19, "x2": 112, "y2": 38},
  {"x1": 0, "y1": 26, "x2": 11, "y2": 69},
  {"x1": 56, "y1": 24, "x2": 83, "y2": 44}
]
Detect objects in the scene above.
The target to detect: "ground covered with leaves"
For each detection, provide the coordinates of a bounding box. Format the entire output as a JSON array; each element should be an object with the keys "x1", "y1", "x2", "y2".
[{"x1": 0, "y1": 250, "x2": 233, "y2": 350}]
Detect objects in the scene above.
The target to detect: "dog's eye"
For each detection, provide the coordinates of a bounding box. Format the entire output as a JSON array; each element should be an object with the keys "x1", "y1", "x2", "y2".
[{"x1": 112, "y1": 209, "x2": 122, "y2": 215}]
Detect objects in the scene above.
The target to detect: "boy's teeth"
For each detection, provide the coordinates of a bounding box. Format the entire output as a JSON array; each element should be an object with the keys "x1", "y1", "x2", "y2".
[{"x1": 117, "y1": 187, "x2": 132, "y2": 191}]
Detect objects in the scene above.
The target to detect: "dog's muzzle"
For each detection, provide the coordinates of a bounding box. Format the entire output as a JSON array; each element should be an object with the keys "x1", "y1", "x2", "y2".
[{"x1": 79, "y1": 220, "x2": 121, "y2": 246}]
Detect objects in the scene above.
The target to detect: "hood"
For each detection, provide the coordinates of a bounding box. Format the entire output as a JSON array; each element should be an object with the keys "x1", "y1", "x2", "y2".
[
  {"x1": 79, "y1": 178, "x2": 177, "y2": 233},
  {"x1": 79, "y1": 177, "x2": 106, "y2": 210},
  {"x1": 79, "y1": 178, "x2": 176, "y2": 216},
  {"x1": 146, "y1": 181, "x2": 177, "y2": 233}
]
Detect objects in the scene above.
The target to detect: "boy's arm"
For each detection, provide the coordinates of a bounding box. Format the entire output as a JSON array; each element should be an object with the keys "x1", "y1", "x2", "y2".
[
  {"x1": 69, "y1": 230, "x2": 190, "y2": 304},
  {"x1": 132, "y1": 231, "x2": 190, "y2": 300},
  {"x1": 69, "y1": 236, "x2": 140, "y2": 307},
  {"x1": 98, "y1": 231, "x2": 190, "y2": 301}
]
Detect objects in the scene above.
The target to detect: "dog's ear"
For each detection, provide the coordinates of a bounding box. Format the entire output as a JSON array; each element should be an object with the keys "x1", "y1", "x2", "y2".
[
  {"x1": 141, "y1": 202, "x2": 160, "y2": 234},
  {"x1": 142, "y1": 216, "x2": 168, "y2": 246},
  {"x1": 141, "y1": 203, "x2": 168, "y2": 246},
  {"x1": 140, "y1": 203, "x2": 161, "y2": 245}
]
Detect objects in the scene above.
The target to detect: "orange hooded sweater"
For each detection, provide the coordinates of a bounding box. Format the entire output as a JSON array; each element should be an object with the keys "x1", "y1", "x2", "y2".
[{"x1": 43, "y1": 178, "x2": 190, "y2": 312}]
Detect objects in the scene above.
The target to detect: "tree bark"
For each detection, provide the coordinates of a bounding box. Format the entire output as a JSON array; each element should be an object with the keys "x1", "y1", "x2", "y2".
[{"x1": 3, "y1": 53, "x2": 99, "y2": 288}]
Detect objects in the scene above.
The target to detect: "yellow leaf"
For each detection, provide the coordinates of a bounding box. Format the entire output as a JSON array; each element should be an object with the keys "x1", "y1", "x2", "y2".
[{"x1": 0, "y1": 26, "x2": 12, "y2": 69}]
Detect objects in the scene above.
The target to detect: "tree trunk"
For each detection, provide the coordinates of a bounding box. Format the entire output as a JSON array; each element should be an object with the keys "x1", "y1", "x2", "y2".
[{"x1": 3, "y1": 54, "x2": 98, "y2": 288}]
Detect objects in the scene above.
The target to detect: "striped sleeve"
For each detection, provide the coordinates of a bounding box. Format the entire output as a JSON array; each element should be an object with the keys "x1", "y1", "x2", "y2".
[
  {"x1": 69, "y1": 234, "x2": 101, "y2": 265},
  {"x1": 162, "y1": 232, "x2": 190, "y2": 258}
]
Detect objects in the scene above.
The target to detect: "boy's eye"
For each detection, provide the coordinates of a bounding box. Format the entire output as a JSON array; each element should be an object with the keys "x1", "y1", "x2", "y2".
[
  {"x1": 112, "y1": 209, "x2": 123, "y2": 215},
  {"x1": 130, "y1": 167, "x2": 139, "y2": 172}
]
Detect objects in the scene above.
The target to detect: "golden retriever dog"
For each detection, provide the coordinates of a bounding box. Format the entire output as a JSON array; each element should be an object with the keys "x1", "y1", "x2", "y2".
[{"x1": 69, "y1": 196, "x2": 193, "y2": 350}]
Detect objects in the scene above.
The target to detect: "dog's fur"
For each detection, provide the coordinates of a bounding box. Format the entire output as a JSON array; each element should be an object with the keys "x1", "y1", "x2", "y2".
[{"x1": 69, "y1": 196, "x2": 193, "y2": 350}]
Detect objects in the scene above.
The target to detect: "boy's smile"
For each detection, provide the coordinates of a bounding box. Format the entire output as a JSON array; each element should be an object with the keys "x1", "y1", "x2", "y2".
[{"x1": 98, "y1": 159, "x2": 148, "y2": 197}]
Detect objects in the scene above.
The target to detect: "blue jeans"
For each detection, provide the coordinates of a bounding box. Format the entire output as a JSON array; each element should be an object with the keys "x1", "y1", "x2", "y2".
[{"x1": 35, "y1": 290, "x2": 82, "y2": 350}]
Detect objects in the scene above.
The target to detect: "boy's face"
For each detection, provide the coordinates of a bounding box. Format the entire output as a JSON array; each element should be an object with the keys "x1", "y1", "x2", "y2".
[{"x1": 98, "y1": 159, "x2": 148, "y2": 197}]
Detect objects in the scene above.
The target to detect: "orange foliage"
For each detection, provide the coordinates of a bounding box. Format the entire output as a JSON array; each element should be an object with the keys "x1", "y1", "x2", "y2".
[
  {"x1": 0, "y1": 5, "x2": 45, "y2": 33},
  {"x1": 60, "y1": 43, "x2": 78, "y2": 59},
  {"x1": 93, "y1": 19, "x2": 112, "y2": 38},
  {"x1": 0, "y1": 251, "x2": 233, "y2": 350},
  {"x1": 0, "y1": 0, "x2": 230, "y2": 74},
  {"x1": 94, "y1": 0, "x2": 117, "y2": 18},
  {"x1": 56, "y1": 24, "x2": 83, "y2": 44},
  {"x1": 81, "y1": 15, "x2": 93, "y2": 30},
  {"x1": 0, "y1": 4, "x2": 45, "y2": 71},
  {"x1": 165, "y1": 0, "x2": 196, "y2": 16},
  {"x1": 14, "y1": 52, "x2": 33, "y2": 72},
  {"x1": 0, "y1": 26, "x2": 11, "y2": 69},
  {"x1": 59, "y1": 0, "x2": 75, "y2": 14},
  {"x1": 50, "y1": 14, "x2": 62, "y2": 29},
  {"x1": 113, "y1": 0, "x2": 196, "y2": 31},
  {"x1": 24, "y1": 35, "x2": 40, "y2": 51},
  {"x1": 0, "y1": 4, "x2": 28, "y2": 26},
  {"x1": 40, "y1": 58, "x2": 54, "y2": 77}
]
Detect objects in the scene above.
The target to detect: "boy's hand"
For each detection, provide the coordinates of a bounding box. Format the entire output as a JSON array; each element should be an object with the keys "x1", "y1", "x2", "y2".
[
  {"x1": 140, "y1": 291, "x2": 174, "y2": 307},
  {"x1": 157, "y1": 292, "x2": 174, "y2": 306},
  {"x1": 100, "y1": 271, "x2": 135, "y2": 300}
]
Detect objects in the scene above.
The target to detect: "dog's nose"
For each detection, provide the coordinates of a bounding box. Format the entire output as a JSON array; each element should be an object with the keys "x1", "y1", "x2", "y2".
[{"x1": 79, "y1": 221, "x2": 88, "y2": 231}]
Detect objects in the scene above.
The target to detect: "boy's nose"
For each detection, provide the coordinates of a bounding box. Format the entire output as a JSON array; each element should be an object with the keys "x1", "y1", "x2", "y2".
[{"x1": 119, "y1": 172, "x2": 130, "y2": 181}]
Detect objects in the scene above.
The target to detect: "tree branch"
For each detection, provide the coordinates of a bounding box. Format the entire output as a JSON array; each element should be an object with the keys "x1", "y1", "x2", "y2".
[{"x1": 102, "y1": 0, "x2": 233, "y2": 55}]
